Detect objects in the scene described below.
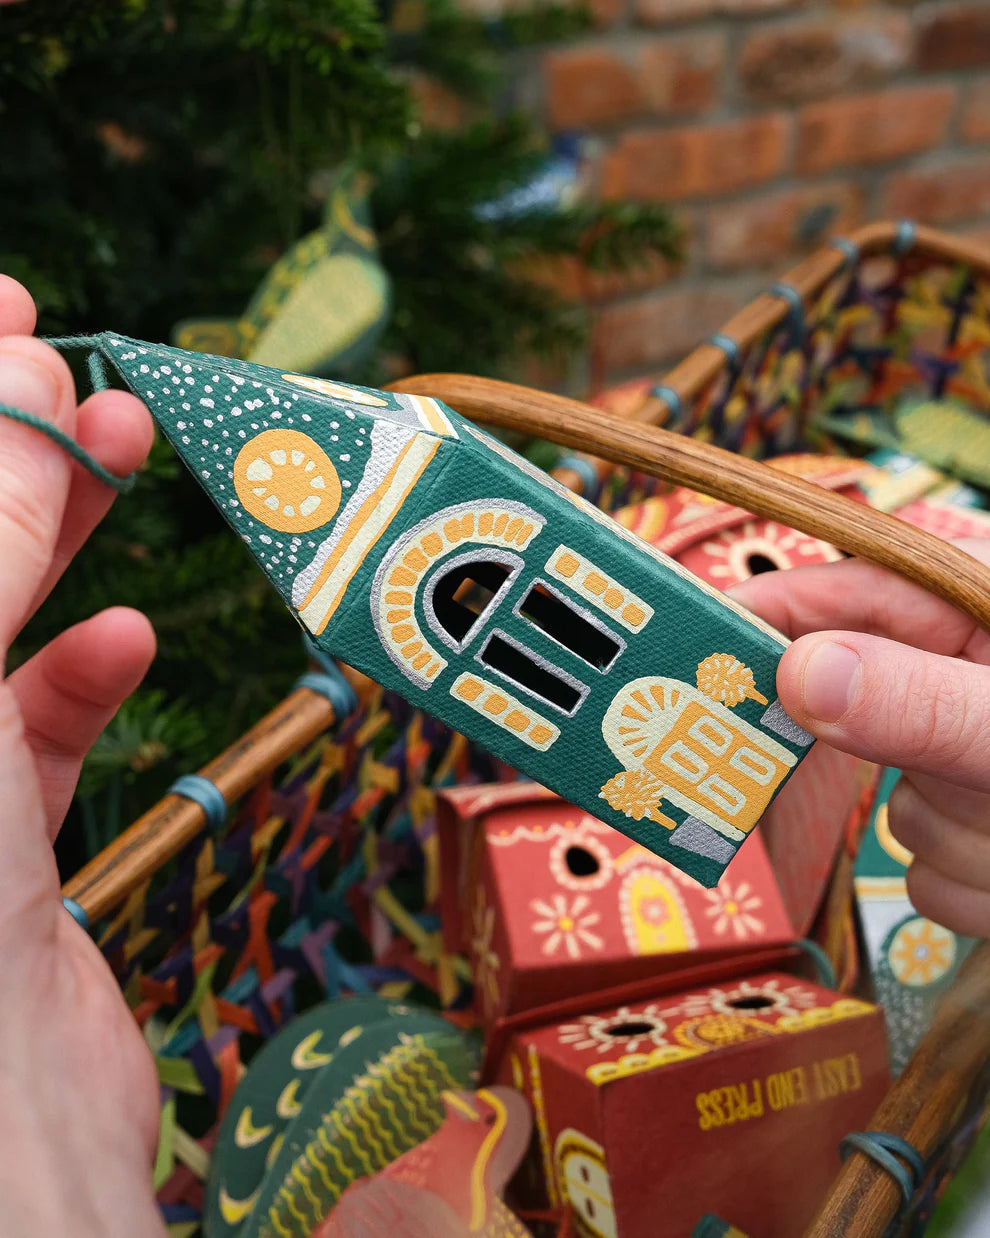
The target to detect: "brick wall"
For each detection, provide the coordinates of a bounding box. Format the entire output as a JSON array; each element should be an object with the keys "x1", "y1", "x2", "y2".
[{"x1": 516, "y1": 1, "x2": 990, "y2": 387}]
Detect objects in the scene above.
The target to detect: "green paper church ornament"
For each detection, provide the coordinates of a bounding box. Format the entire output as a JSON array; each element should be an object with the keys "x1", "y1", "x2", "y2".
[
  {"x1": 853, "y1": 768, "x2": 974, "y2": 1075},
  {"x1": 89, "y1": 334, "x2": 814, "y2": 887}
]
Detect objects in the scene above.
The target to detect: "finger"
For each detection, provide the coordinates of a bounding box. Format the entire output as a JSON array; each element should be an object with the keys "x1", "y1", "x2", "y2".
[
  {"x1": 9, "y1": 608, "x2": 156, "y2": 838},
  {"x1": 886, "y1": 776, "x2": 990, "y2": 892},
  {"x1": 0, "y1": 336, "x2": 77, "y2": 660},
  {"x1": 28, "y1": 389, "x2": 154, "y2": 615},
  {"x1": 906, "y1": 859, "x2": 990, "y2": 939},
  {"x1": 730, "y1": 548, "x2": 990, "y2": 663},
  {"x1": 777, "y1": 631, "x2": 990, "y2": 789},
  {"x1": 0, "y1": 276, "x2": 37, "y2": 336}
]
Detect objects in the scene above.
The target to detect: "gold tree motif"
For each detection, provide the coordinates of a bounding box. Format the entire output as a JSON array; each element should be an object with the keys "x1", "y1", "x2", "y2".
[
  {"x1": 696, "y1": 653, "x2": 768, "y2": 707},
  {"x1": 599, "y1": 771, "x2": 674, "y2": 827}
]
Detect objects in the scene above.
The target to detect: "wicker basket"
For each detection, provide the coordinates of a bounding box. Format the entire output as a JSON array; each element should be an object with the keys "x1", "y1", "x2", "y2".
[{"x1": 64, "y1": 221, "x2": 990, "y2": 1238}]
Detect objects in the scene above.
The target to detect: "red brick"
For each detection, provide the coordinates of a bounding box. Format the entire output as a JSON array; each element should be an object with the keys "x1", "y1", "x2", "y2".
[
  {"x1": 961, "y1": 81, "x2": 990, "y2": 144},
  {"x1": 718, "y1": 0, "x2": 811, "y2": 11},
  {"x1": 545, "y1": 46, "x2": 645, "y2": 128},
  {"x1": 522, "y1": 245, "x2": 683, "y2": 302},
  {"x1": 707, "y1": 182, "x2": 865, "y2": 271},
  {"x1": 408, "y1": 75, "x2": 465, "y2": 131},
  {"x1": 592, "y1": 285, "x2": 743, "y2": 373},
  {"x1": 917, "y1": 6, "x2": 990, "y2": 71},
  {"x1": 635, "y1": 0, "x2": 715, "y2": 25},
  {"x1": 882, "y1": 157, "x2": 990, "y2": 225},
  {"x1": 797, "y1": 85, "x2": 955, "y2": 175},
  {"x1": 640, "y1": 32, "x2": 726, "y2": 116},
  {"x1": 602, "y1": 114, "x2": 790, "y2": 201},
  {"x1": 739, "y1": 14, "x2": 911, "y2": 105}
]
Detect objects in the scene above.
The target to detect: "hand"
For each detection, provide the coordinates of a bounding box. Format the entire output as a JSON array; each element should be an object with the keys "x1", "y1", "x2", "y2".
[
  {"x1": 732, "y1": 540, "x2": 990, "y2": 940},
  {"x1": 0, "y1": 276, "x2": 164, "y2": 1235}
]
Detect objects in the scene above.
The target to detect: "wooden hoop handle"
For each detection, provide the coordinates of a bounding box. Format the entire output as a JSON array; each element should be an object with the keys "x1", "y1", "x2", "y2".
[{"x1": 392, "y1": 373, "x2": 990, "y2": 635}]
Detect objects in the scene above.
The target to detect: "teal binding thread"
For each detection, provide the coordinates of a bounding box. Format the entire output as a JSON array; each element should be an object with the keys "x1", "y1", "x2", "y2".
[
  {"x1": 556, "y1": 454, "x2": 599, "y2": 496},
  {"x1": 0, "y1": 401, "x2": 136, "y2": 492},
  {"x1": 168, "y1": 774, "x2": 228, "y2": 833},
  {"x1": 62, "y1": 896, "x2": 90, "y2": 931},
  {"x1": 794, "y1": 937, "x2": 838, "y2": 989},
  {"x1": 840, "y1": 1131, "x2": 925, "y2": 1207},
  {"x1": 298, "y1": 636, "x2": 359, "y2": 717}
]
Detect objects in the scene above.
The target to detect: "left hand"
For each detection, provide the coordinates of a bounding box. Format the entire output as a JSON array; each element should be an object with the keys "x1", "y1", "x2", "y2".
[
  {"x1": 0, "y1": 275, "x2": 165, "y2": 1236},
  {"x1": 732, "y1": 543, "x2": 990, "y2": 940}
]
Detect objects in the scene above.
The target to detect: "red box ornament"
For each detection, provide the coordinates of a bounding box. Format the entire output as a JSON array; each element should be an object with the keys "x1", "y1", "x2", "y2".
[
  {"x1": 439, "y1": 784, "x2": 794, "y2": 1030},
  {"x1": 497, "y1": 972, "x2": 889, "y2": 1238}
]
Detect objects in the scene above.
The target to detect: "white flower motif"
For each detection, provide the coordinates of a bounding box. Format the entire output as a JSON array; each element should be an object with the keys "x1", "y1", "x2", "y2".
[
  {"x1": 703, "y1": 879, "x2": 765, "y2": 940},
  {"x1": 471, "y1": 889, "x2": 501, "y2": 1017},
  {"x1": 672, "y1": 978, "x2": 818, "y2": 1021},
  {"x1": 558, "y1": 1005, "x2": 668, "y2": 1054},
  {"x1": 530, "y1": 893, "x2": 604, "y2": 959}
]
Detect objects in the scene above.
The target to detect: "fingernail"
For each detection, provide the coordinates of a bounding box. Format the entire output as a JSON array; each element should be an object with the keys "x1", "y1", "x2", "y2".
[
  {"x1": 800, "y1": 641, "x2": 861, "y2": 723},
  {"x1": 0, "y1": 348, "x2": 58, "y2": 421}
]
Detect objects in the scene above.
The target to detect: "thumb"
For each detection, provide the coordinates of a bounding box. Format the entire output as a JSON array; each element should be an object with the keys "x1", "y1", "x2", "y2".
[{"x1": 778, "y1": 632, "x2": 990, "y2": 790}]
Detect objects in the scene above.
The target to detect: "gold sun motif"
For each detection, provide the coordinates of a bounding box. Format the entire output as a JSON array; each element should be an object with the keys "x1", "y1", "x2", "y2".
[
  {"x1": 888, "y1": 917, "x2": 956, "y2": 987},
  {"x1": 696, "y1": 653, "x2": 768, "y2": 707},
  {"x1": 233, "y1": 429, "x2": 341, "y2": 534}
]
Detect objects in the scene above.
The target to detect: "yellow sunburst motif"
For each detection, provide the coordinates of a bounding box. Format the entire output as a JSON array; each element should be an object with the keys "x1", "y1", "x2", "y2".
[
  {"x1": 599, "y1": 770, "x2": 675, "y2": 827},
  {"x1": 696, "y1": 653, "x2": 768, "y2": 707},
  {"x1": 281, "y1": 372, "x2": 388, "y2": 405},
  {"x1": 234, "y1": 429, "x2": 341, "y2": 534},
  {"x1": 888, "y1": 917, "x2": 956, "y2": 987}
]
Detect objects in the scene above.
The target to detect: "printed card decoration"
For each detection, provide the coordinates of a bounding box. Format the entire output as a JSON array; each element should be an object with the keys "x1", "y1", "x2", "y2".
[
  {"x1": 93, "y1": 334, "x2": 815, "y2": 887},
  {"x1": 497, "y1": 972, "x2": 889, "y2": 1238},
  {"x1": 853, "y1": 770, "x2": 975, "y2": 1076}
]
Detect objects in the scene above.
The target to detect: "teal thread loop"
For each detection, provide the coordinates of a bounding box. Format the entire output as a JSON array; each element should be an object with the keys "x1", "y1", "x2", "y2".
[
  {"x1": 556, "y1": 454, "x2": 599, "y2": 495},
  {"x1": 0, "y1": 402, "x2": 136, "y2": 492},
  {"x1": 168, "y1": 774, "x2": 228, "y2": 833},
  {"x1": 840, "y1": 1131, "x2": 925, "y2": 1206},
  {"x1": 830, "y1": 236, "x2": 860, "y2": 267},
  {"x1": 62, "y1": 896, "x2": 90, "y2": 930},
  {"x1": 893, "y1": 220, "x2": 917, "y2": 256},
  {"x1": 707, "y1": 333, "x2": 740, "y2": 362},
  {"x1": 300, "y1": 636, "x2": 359, "y2": 717},
  {"x1": 794, "y1": 938, "x2": 837, "y2": 989},
  {"x1": 650, "y1": 384, "x2": 683, "y2": 418}
]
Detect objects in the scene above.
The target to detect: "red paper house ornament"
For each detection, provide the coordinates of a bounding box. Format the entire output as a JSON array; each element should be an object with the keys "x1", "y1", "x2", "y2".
[
  {"x1": 497, "y1": 973, "x2": 889, "y2": 1238},
  {"x1": 439, "y1": 785, "x2": 793, "y2": 1031}
]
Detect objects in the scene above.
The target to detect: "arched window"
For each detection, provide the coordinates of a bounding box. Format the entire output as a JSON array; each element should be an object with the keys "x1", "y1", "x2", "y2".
[{"x1": 423, "y1": 551, "x2": 522, "y2": 651}]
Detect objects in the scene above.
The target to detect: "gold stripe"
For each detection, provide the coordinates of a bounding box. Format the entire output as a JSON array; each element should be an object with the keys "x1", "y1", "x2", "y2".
[
  {"x1": 302, "y1": 436, "x2": 441, "y2": 634},
  {"x1": 470, "y1": 1089, "x2": 507, "y2": 1230}
]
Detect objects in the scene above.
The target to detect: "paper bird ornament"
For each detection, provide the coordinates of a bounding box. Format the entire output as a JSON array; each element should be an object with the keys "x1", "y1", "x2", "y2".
[
  {"x1": 204, "y1": 997, "x2": 458, "y2": 1237},
  {"x1": 206, "y1": 1001, "x2": 479, "y2": 1238},
  {"x1": 81, "y1": 334, "x2": 815, "y2": 887},
  {"x1": 313, "y1": 1086, "x2": 534, "y2": 1238},
  {"x1": 174, "y1": 165, "x2": 390, "y2": 380}
]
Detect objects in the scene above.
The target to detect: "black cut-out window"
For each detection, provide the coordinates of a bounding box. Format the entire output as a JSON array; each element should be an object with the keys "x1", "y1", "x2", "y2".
[
  {"x1": 480, "y1": 634, "x2": 583, "y2": 714},
  {"x1": 518, "y1": 583, "x2": 621, "y2": 670},
  {"x1": 430, "y1": 560, "x2": 512, "y2": 644}
]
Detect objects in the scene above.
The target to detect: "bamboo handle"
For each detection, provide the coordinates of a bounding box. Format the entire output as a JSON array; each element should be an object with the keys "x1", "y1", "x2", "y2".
[
  {"x1": 62, "y1": 686, "x2": 339, "y2": 923},
  {"x1": 801, "y1": 938, "x2": 990, "y2": 1238},
  {"x1": 393, "y1": 373, "x2": 990, "y2": 634}
]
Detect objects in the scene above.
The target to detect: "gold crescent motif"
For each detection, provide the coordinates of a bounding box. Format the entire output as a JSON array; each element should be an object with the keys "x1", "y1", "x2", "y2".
[
  {"x1": 291, "y1": 1030, "x2": 333, "y2": 1070},
  {"x1": 276, "y1": 1078, "x2": 303, "y2": 1119},
  {"x1": 235, "y1": 1106, "x2": 274, "y2": 1148},
  {"x1": 219, "y1": 1185, "x2": 261, "y2": 1224}
]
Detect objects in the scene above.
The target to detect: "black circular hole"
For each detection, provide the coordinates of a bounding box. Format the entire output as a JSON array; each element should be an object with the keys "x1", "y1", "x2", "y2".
[
  {"x1": 605, "y1": 1020, "x2": 657, "y2": 1037},
  {"x1": 565, "y1": 845, "x2": 600, "y2": 877},
  {"x1": 746, "y1": 553, "x2": 779, "y2": 576},
  {"x1": 727, "y1": 996, "x2": 774, "y2": 1011}
]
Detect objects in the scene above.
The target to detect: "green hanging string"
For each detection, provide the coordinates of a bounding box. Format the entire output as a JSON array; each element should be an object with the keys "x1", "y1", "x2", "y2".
[
  {"x1": 0, "y1": 334, "x2": 136, "y2": 492},
  {"x1": 0, "y1": 401, "x2": 136, "y2": 492}
]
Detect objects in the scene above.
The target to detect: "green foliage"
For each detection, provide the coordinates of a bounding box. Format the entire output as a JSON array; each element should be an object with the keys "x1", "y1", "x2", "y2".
[{"x1": 1, "y1": 0, "x2": 681, "y2": 860}]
